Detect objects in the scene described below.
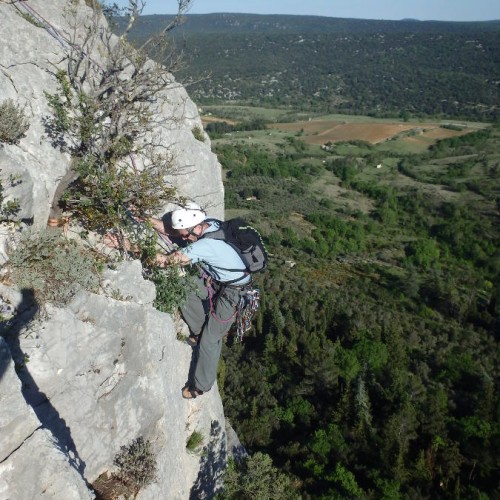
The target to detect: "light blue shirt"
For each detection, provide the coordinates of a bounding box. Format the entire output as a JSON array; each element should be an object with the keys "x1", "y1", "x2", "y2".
[{"x1": 181, "y1": 221, "x2": 251, "y2": 284}]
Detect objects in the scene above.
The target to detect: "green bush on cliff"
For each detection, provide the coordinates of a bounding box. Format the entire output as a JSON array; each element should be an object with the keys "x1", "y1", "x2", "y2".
[
  {"x1": 113, "y1": 436, "x2": 158, "y2": 489},
  {"x1": 9, "y1": 228, "x2": 100, "y2": 306},
  {"x1": 0, "y1": 100, "x2": 29, "y2": 145}
]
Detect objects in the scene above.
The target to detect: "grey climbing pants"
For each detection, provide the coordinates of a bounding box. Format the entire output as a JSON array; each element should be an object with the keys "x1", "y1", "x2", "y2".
[{"x1": 180, "y1": 274, "x2": 244, "y2": 392}]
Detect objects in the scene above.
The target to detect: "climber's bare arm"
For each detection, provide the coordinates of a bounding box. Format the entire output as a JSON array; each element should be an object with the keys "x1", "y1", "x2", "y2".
[
  {"x1": 103, "y1": 232, "x2": 135, "y2": 252},
  {"x1": 148, "y1": 217, "x2": 175, "y2": 236},
  {"x1": 154, "y1": 250, "x2": 191, "y2": 268}
]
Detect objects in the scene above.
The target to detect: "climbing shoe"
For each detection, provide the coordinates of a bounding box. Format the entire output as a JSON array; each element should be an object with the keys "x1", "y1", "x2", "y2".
[
  {"x1": 185, "y1": 335, "x2": 199, "y2": 347},
  {"x1": 182, "y1": 385, "x2": 204, "y2": 399}
]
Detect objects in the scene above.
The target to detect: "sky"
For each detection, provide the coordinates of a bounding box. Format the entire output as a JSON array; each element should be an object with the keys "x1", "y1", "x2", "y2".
[{"x1": 113, "y1": 0, "x2": 500, "y2": 22}]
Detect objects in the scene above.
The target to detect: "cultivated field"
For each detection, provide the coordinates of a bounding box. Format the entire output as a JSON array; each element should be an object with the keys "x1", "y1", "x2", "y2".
[
  {"x1": 202, "y1": 106, "x2": 488, "y2": 153},
  {"x1": 268, "y1": 119, "x2": 482, "y2": 146}
]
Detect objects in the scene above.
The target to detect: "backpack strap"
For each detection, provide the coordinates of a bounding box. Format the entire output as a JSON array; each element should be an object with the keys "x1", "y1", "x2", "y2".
[
  {"x1": 200, "y1": 219, "x2": 249, "y2": 281},
  {"x1": 203, "y1": 261, "x2": 250, "y2": 285}
]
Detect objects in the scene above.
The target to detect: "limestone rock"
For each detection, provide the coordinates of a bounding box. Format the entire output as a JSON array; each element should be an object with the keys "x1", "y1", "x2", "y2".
[
  {"x1": 0, "y1": 336, "x2": 93, "y2": 498},
  {"x1": 0, "y1": 336, "x2": 40, "y2": 462},
  {"x1": 100, "y1": 260, "x2": 157, "y2": 305},
  {"x1": 0, "y1": 0, "x2": 232, "y2": 497},
  {"x1": 0, "y1": 429, "x2": 94, "y2": 500},
  {"x1": 2, "y1": 261, "x2": 227, "y2": 498}
]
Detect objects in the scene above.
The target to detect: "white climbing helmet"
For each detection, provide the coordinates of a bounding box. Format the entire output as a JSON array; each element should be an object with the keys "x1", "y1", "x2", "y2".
[{"x1": 171, "y1": 202, "x2": 206, "y2": 229}]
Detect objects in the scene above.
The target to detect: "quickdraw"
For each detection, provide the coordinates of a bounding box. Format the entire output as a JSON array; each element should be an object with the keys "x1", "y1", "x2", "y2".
[{"x1": 235, "y1": 288, "x2": 260, "y2": 343}]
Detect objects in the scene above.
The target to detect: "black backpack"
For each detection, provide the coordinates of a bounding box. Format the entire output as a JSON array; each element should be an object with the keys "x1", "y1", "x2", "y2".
[{"x1": 203, "y1": 218, "x2": 268, "y2": 276}]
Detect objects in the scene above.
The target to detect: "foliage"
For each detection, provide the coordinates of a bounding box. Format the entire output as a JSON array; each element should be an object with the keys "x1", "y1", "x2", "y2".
[
  {"x1": 329, "y1": 463, "x2": 364, "y2": 498},
  {"x1": 113, "y1": 436, "x2": 158, "y2": 489},
  {"x1": 0, "y1": 100, "x2": 30, "y2": 145},
  {"x1": 149, "y1": 266, "x2": 192, "y2": 314},
  {"x1": 64, "y1": 151, "x2": 177, "y2": 232},
  {"x1": 124, "y1": 15, "x2": 500, "y2": 118},
  {"x1": 216, "y1": 143, "x2": 320, "y2": 181},
  {"x1": 186, "y1": 430, "x2": 204, "y2": 452},
  {"x1": 218, "y1": 121, "x2": 500, "y2": 498},
  {"x1": 8, "y1": 228, "x2": 100, "y2": 306},
  {"x1": 218, "y1": 453, "x2": 298, "y2": 500},
  {"x1": 191, "y1": 126, "x2": 205, "y2": 142},
  {"x1": 0, "y1": 172, "x2": 21, "y2": 220},
  {"x1": 161, "y1": 25, "x2": 500, "y2": 121},
  {"x1": 205, "y1": 118, "x2": 268, "y2": 139},
  {"x1": 43, "y1": 2, "x2": 194, "y2": 235}
]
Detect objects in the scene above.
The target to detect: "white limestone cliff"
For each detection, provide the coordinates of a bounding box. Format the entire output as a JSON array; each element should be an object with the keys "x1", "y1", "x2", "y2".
[
  {"x1": 0, "y1": 1, "x2": 230, "y2": 498},
  {"x1": 1, "y1": 263, "x2": 227, "y2": 499},
  {"x1": 0, "y1": 0, "x2": 224, "y2": 259}
]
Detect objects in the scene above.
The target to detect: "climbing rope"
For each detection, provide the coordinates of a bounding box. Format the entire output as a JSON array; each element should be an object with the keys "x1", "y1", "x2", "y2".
[
  {"x1": 203, "y1": 273, "x2": 238, "y2": 325},
  {"x1": 15, "y1": 1, "x2": 67, "y2": 47}
]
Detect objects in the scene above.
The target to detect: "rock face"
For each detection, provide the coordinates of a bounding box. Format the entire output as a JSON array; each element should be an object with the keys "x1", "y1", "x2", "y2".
[
  {"x1": 0, "y1": 0, "x2": 224, "y2": 260},
  {"x1": 2, "y1": 263, "x2": 227, "y2": 499},
  {"x1": 0, "y1": 1, "x2": 229, "y2": 498}
]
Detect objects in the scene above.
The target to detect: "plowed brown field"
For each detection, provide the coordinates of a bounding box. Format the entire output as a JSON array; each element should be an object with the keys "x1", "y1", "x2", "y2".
[
  {"x1": 268, "y1": 120, "x2": 474, "y2": 145},
  {"x1": 201, "y1": 116, "x2": 238, "y2": 126}
]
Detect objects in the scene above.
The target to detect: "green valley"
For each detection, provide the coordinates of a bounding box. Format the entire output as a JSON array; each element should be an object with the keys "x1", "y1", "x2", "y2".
[
  {"x1": 118, "y1": 13, "x2": 500, "y2": 497},
  {"x1": 210, "y1": 109, "x2": 499, "y2": 498}
]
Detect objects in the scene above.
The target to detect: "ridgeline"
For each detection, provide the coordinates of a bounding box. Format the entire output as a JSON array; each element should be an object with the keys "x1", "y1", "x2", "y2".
[{"x1": 117, "y1": 13, "x2": 500, "y2": 121}]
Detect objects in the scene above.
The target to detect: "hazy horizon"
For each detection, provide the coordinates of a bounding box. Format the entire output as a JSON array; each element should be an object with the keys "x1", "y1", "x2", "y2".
[{"x1": 111, "y1": 0, "x2": 500, "y2": 22}]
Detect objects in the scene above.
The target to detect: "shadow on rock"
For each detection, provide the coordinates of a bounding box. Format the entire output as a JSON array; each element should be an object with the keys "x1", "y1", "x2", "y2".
[
  {"x1": 190, "y1": 419, "x2": 227, "y2": 500},
  {"x1": 2, "y1": 288, "x2": 88, "y2": 478}
]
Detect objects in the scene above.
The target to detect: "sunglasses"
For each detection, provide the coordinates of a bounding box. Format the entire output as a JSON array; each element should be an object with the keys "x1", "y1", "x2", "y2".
[{"x1": 180, "y1": 225, "x2": 199, "y2": 239}]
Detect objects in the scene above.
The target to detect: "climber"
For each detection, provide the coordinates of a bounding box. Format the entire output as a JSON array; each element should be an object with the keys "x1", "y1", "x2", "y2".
[{"x1": 149, "y1": 202, "x2": 252, "y2": 400}]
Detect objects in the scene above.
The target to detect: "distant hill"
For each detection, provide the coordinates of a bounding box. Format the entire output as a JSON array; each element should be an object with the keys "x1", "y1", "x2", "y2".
[
  {"x1": 116, "y1": 14, "x2": 500, "y2": 120},
  {"x1": 117, "y1": 13, "x2": 500, "y2": 36}
]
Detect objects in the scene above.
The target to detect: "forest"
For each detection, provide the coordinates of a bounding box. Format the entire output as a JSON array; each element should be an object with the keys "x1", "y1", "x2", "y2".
[
  {"x1": 211, "y1": 121, "x2": 500, "y2": 498},
  {"x1": 119, "y1": 14, "x2": 500, "y2": 121},
  {"x1": 116, "y1": 12, "x2": 500, "y2": 497}
]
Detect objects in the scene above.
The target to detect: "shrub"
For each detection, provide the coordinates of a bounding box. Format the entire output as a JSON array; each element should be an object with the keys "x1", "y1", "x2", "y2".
[
  {"x1": 63, "y1": 153, "x2": 177, "y2": 232},
  {"x1": 44, "y1": 70, "x2": 179, "y2": 233},
  {"x1": 8, "y1": 228, "x2": 100, "y2": 306},
  {"x1": 186, "y1": 430, "x2": 204, "y2": 452},
  {"x1": 113, "y1": 436, "x2": 158, "y2": 490},
  {"x1": 192, "y1": 126, "x2": 205, "y2": 142},
  {"x1": 0, "y1": 100, "x2": 30, "y2": 145},
  {"x1": 148, "y1": 266, "x2": 192, "y2": 314},
  {"x1": 0, "y1": 172, "x2": 21, "y2": 220},
  {"x1": 18, "y1": 11, "x2": 43, "y2": 27}
]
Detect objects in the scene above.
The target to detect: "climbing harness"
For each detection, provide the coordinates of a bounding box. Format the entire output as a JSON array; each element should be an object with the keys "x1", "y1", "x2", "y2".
[
  {"x1": 202, "y1": 270, "x2": 260, "y2": 342},
  {"x1": 204, "y1": 273, "x2": 238, "y2": 325}
]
